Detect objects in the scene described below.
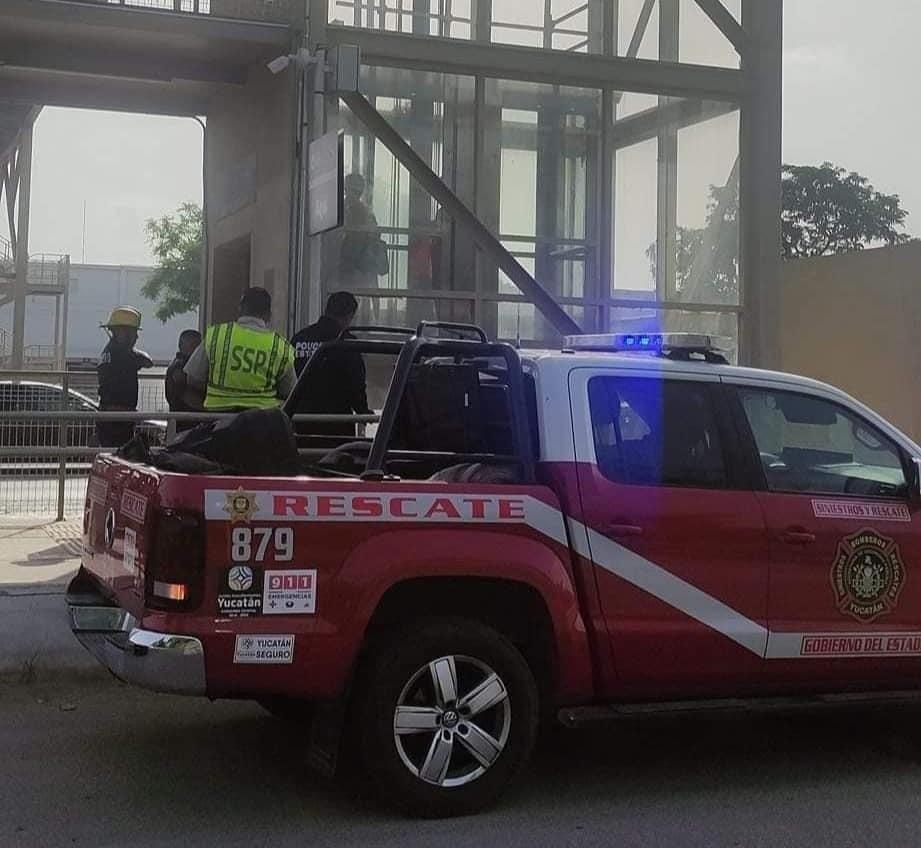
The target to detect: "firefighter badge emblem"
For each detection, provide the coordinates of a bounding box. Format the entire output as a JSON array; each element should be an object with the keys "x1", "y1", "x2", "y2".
[
  {"x1": 831, "y1": 529, "x2": 906, "y2": 623},
  {"x1": 224, "y1": 488, "x2": 258, "y2": 524}
]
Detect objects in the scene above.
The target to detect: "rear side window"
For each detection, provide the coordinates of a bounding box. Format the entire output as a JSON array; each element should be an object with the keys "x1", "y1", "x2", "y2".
[
  {"x1": 588, "y1": 377, "x2": 728, "y2": 488},
  {"x1": 738, "y1": 387, "x2": 907, "y2": 498}
]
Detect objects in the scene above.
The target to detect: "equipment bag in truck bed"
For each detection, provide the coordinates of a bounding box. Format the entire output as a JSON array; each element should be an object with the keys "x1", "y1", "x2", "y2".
[{"x1": 153, "y1": 408, "x2": 300, "y2": 476}]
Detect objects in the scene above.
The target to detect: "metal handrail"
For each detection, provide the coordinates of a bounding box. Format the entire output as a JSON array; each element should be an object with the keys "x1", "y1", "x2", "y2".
[{"x1": 0, "y1": 411, "x2": 381, "y2": 422}]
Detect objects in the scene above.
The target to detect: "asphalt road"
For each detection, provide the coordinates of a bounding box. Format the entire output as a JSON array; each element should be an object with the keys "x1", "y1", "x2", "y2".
[{"x1": 5, "y1": 674, "x2": 921, "y2": 848}]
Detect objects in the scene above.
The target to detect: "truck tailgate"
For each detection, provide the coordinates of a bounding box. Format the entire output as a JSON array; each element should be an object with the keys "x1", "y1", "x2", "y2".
[{"x1": 83, "y1": 455, "x2": 161, "y2": 617}]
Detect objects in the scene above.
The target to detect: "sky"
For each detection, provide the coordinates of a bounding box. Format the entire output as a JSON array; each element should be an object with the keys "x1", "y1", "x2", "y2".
[{"x1": 3, "y1": 0, "x2": 920, "y2": 265}]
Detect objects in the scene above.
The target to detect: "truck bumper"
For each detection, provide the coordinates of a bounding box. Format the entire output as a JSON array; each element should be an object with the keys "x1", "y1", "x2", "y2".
[{"x1": 67, "y1": 572, "x2": 206, "y2": 696}]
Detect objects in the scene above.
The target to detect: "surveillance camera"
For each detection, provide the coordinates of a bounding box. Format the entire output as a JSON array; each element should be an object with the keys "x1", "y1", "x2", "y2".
[{"x1": 267, "y1": 54, "x2": 291, "y2": 75}]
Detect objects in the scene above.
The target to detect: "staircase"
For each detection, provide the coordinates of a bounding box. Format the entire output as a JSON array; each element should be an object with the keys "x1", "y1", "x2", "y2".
[{"x1": 0, "y1": 253, "x2": 68, "y2": 309}]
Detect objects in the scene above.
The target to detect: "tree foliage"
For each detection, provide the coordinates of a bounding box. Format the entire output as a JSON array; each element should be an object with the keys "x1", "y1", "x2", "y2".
[
  {"x1": 649, "y1": 162, "x2": 912, "y2": 303},
  {"x1": 782, "y1": 163, "x2": 910, "y2": 258},
  {"x1": 142, "y1": 202, "x2": 202, "y2": 322}
]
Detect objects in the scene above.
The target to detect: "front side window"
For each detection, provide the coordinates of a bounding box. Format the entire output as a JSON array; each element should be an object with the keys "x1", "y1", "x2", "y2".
[
  {"x1": 738, "y1": 387, "x2": 906, "y2": 498},
  {"x1": 588, "y1": 377, "x2": 728, "y2": 488}
]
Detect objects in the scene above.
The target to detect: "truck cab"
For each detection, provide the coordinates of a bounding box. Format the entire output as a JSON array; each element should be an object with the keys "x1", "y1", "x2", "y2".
[{"x1": 67, "y1": 327, "x2": 921, "y2": 817}]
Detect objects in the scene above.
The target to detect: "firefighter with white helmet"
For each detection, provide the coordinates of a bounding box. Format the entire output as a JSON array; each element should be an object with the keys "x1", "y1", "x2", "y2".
[{"x1": 96, "y1": 306, "x2": 153, "y2": 448}]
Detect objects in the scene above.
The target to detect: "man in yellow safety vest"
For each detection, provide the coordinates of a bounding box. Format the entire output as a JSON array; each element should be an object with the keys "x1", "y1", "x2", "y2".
[{"x1": 184, "y1": 287, "x2": 296, "y2": 412}]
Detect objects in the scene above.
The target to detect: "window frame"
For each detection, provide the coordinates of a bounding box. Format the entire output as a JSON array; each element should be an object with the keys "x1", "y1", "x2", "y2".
[
  {"x1": 726, "y1": 383, "x2": 912, "y2": 501},
  {"x1": 585, "y1": 374, "x2": 743, "y2": 491}
]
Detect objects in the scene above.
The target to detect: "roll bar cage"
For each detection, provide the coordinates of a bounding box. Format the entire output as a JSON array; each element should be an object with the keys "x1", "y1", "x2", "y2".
[{"x1": 284, "y1": 322, "x2": 535, "y2": 483}]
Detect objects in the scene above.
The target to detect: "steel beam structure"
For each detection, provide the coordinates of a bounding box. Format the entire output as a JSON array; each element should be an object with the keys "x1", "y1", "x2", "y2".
[
  {"x1": 0, "y1": 74, "x2": 214, "y2": 117},
  {"x1": 11, "y1": 121, "x2": 33, "y2": 371},
  {"x1": 655, "y1": 0, "x2": 679, "y2": 303},
  {"x1": 693, "y1": 0, "x2": 750, "y2": 54},
  {"x1": 340, "y1": 90, "x2": 582, "y2": 337},
  {"x1": 326, "y1": 26, "x2": 744, "y2": 102},
  {"x1": 300, "y1": 0, "x2": 780, "y2": 360},
  {"x1": 740, "y1": 0, "x2": 783, "y2": 368}
]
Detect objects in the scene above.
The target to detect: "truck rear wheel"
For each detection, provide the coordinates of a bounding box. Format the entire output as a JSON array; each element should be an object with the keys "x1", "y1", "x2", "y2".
[{"x1": 354, "y1": 617, "x2": 539, "y2": 818}]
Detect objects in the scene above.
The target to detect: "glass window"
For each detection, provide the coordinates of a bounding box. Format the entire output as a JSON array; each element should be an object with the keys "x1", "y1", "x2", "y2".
[
  {"x1": 738, "y1": 388, "x2": 907, "y2": 498},
  {"x1": 588, "y1": 377, "x2": 728, "y2": 488}
]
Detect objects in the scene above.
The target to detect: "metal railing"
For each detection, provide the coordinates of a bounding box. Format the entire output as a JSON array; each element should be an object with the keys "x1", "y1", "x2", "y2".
[
  {"x1": 26, "y1": 254, "x2": 68, "y2": 290},
  {"x1": 70, "y1": 0, "x2": 298, "y2": 23},
  {"x1": 0, "y1": 234, "x2": 12, "y2": 272},
  {"x1": 0, "y1": 407, "x2": 380, "y2": 520},
  {"x1": 0, "y1": 368, "x2": 170, "y2": 519},
  {"x1": 332, "y1": 0, "x2": 592, "y2": 50},
  {"x1": 0, "y1": 369, "x2": 173, "y2": 413}
]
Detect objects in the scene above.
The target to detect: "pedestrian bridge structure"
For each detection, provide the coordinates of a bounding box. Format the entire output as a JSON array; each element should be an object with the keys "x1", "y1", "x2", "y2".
[{"x1": 0, "y1": 0, "x2": 783, "y2": 368}]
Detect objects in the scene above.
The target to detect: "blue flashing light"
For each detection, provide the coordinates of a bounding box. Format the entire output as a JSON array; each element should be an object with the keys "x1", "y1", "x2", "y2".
[{"x1": 562, "y1": 332, "x2": 718, "y2": 356}]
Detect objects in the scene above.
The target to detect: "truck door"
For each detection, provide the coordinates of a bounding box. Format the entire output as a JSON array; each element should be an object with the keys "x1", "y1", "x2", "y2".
[
  {"x1": 731, "y1": 383, "x2": 921, "y2": 689},
  {"x1": 569, "y1": 369, "x2": 770, "y2": 699}
]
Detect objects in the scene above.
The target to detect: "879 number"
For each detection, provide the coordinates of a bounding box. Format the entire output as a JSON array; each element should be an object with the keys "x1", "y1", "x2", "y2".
[{"x1": 231, "y1": 527, "x2": 294, "y2": 563}]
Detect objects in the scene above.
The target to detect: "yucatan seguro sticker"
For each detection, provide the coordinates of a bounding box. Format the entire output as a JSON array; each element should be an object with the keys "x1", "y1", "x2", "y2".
[{"x1": 233, "y1": 634, "x2": 294, "y2": 664}]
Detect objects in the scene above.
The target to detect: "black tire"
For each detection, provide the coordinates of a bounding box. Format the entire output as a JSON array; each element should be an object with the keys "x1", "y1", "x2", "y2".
[{"x1": 354, "y1": 616, "x2": 539, "y2": 818}]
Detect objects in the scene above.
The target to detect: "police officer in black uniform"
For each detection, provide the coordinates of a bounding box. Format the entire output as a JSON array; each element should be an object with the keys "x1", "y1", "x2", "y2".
[
  {"x1": 96, "y1": 306, "x2": 153, "y2": 448},
  {"x1": 289, "y1": 291, "x2": 370, "y2": 438}
]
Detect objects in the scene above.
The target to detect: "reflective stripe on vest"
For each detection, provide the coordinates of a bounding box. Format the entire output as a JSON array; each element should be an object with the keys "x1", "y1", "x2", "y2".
[{"x1": 203, "y1": 322, "x2": 294, "y2": 410}]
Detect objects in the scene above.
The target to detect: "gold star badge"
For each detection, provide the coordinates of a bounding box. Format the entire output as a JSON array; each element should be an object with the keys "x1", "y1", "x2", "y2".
[{"x1": 224, "y1": 488, "x2": 258, "y2": 523}]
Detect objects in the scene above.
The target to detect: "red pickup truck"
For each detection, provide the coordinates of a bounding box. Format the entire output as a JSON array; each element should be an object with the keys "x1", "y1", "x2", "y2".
[{"x1": 68, "y1": 327, "x2": 921, "y2": 817}]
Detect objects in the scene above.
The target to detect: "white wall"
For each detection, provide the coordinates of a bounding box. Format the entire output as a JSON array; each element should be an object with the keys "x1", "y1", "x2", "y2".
[{"x1": 0, "y1": 263, "x2": 199, "y2": 364}]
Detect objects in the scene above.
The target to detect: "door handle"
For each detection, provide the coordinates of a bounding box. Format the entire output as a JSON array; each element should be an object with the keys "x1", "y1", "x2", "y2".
[
  {"x1": 608, "y1": 523, "x2": 644, "y2": 538},
  {"x1": 779, "y1": 528, "x2": 816, "y2": 545}
]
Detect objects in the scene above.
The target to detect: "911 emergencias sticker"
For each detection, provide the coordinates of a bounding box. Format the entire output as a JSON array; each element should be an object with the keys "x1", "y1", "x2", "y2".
[{"x1": 263, "y1": 569, "x2": 317, "y2": 615}]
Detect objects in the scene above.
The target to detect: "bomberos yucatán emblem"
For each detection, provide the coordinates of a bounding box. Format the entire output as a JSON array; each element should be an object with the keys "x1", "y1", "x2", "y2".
[
  {"x1": 224, "y1": 488, "x2": 258, "y2": 523},
  {"x1": 831, "y1": 528, "x2": 906, "y2": 623}
]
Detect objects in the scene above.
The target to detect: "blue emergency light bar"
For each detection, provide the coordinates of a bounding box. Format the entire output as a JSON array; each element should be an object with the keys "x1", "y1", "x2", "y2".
[{"x1": 562, "y1": 332, "x2": 720, "y2": 354}]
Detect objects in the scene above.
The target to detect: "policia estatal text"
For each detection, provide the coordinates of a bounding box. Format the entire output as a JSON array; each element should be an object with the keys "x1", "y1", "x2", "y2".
[{"x1": 184, "y1": 288, "x2": 295, "y2": 411}]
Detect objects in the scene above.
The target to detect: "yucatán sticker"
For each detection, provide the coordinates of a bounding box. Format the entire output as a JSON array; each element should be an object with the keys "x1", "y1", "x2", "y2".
[
  {"x1": 233, "y1": 634, "x2": 294, "y2": 664},
  {"x1": 217, "y1": 565, "x2": 264, "y2": 618}
]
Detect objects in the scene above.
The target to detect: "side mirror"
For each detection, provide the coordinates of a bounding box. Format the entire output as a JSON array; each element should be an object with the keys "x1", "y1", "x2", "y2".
[{"x1": 910, "y1": 458, "x2": 921, "y2": 504}]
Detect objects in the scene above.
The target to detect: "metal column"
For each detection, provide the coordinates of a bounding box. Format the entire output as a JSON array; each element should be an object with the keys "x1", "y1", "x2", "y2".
[
  {"x1": 11, "y1": 123, "x2": 33, "y2": 371},
  {"x1": 656, "y1": 0, "x2": 680, "y2": 304},
  {"x1": 60, "y1": 255, "x2": 70, "y2": 369},
  {"x1": 740, "y1": 0, "x2": 783, "y2": 368}
]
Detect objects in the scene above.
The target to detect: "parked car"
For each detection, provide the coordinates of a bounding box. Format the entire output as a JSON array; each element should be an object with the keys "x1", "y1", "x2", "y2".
[
  {"x1": 67, "y1": 328, "x2": 921, "y2": 817},
  {"x1": 0, "y1": 380, "x2": 166, "y2": 457}
]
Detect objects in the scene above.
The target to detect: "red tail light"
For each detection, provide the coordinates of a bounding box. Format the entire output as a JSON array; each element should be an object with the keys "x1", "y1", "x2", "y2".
[{"x1": 146, "y1": 509, "x2": 204, "y2": 611}]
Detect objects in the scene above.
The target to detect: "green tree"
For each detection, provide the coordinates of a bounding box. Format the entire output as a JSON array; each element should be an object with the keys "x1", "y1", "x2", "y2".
[
  {"x1": 142, "y1": 202, "x2": 202, "y2": 322},
  {"x1": 782, "y1": 163, "x2": 910, "y2": 258},
  {"x1": 650, "y1": 162, "x2": 912, "y2": 303}
]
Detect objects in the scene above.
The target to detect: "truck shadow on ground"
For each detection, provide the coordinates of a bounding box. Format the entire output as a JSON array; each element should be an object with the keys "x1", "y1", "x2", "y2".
[{"x1": 115, "y1": 697, "x2": 921, "y2": 822}]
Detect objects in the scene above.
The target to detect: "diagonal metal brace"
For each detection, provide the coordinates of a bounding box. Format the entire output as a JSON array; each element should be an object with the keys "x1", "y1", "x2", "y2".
[
  {"x1": 338, "y1": 90, "x2": 583, "y2": 338},
  {"x1": 693, "y1": 0, "x2": 751, "y2": 55}
]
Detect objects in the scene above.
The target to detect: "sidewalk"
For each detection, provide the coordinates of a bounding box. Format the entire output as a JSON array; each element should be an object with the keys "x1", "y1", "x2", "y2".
[{"x1": 0, "y1": 519, "x2": 99, "y2": 680}]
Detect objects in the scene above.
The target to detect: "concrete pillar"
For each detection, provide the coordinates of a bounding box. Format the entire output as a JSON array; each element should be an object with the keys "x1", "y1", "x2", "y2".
[
  {"x1": 11, "y1": 124, "x2": 33, "y2": 371},
  {"x1": 740, "y1": 0, "x2": 783, "y2": 368}
]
